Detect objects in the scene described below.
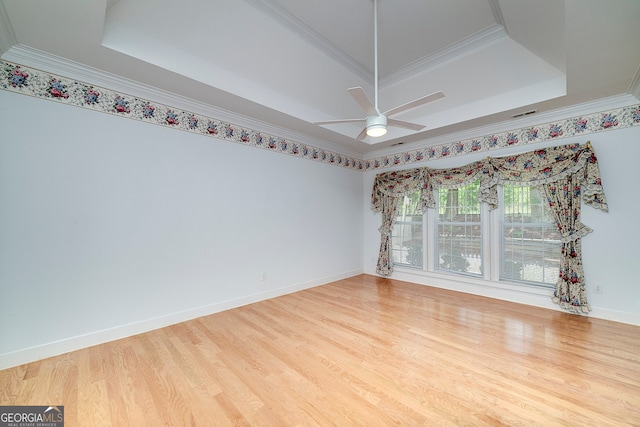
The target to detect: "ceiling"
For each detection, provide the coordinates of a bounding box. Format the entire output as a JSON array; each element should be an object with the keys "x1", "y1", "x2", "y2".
[{"x1": 1, "y1": 0, "x2": 639, "y2": 156}]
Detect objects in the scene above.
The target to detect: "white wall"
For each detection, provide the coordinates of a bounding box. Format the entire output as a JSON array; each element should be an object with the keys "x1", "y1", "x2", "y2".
[
  {"x1": 363, "y1": 126, "x2": 640, "y2": 325},
  {"x1": 0, "y1": 91, "x2": 364, "y2": 368},
  {"x1": 2, "y1": 87, "x2": 638, "y2": 370}
]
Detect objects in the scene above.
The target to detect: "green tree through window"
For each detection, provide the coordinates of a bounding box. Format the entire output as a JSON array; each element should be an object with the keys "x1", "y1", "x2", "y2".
[
  {"x1": 502, "y1": 185, "x2": 561, "y2": 285},
  {"x1": 436, "y1": 180, "x2": 482, "y2": 275}
]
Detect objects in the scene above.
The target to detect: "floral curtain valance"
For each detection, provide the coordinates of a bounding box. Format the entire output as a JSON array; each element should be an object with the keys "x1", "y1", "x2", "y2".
[
  {"x1": 370, "y1": 142, "x2": 608, "y2": 314},
  {"x1": 486, "y1": 142, "x2": 608, "y2": 211},
  {"x1": 423, "y1": 161, "x2": 492, "y2": 209},
  {"x1": 371, "y1": 168, "x2": 429, "y2": 214},
  {"x1": 372, "y1": 142, "x2": 608, "y2": 212}
]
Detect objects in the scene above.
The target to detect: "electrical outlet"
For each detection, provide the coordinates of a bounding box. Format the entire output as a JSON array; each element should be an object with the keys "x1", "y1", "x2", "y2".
[
  {"x1": 593, "y1": 284, "x2": 603, "y2": 294},
  {"x1": 261, "y1": 272, "x2": 267, "y2": 281}
]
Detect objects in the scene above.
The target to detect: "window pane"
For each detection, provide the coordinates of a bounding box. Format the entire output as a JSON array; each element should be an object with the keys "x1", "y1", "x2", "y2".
[
  {"x1": 502, "y1": 186, "x2": 561, "y2": 285},
  {"x1": 391, "y1": 192, "x2": 423, "y2": 268},
  {"x1": 436, "y1": 181, "x2": 482, "y2": 275}
]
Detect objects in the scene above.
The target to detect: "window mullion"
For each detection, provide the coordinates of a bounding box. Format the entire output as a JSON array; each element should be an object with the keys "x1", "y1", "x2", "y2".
[
  {"x1": 489, "y1": 188, "x2": 503, "y2": 281},
  {"x1": 425, "y1": 199, "x2": 435, "y2": 271}
]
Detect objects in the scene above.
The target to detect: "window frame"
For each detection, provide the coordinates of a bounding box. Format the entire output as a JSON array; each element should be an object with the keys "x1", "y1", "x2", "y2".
[
  {"x1": 499, "y1": 185, "x2": 560, "y2": 288},
  {"x1": 391, "y1": 185, "x2": 559, "y2": 289},
  {"x1": 390, "y1": 194, "x2": 424, "y2": 269},
  {"x1": 434, "y1": 181, "x2": 483, "y2": 278}
]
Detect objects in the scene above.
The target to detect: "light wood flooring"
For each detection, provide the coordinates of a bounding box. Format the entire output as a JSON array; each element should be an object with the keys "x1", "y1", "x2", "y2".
[{"x1": 1, "y1": 274, "x2": 639, "y2": 426}]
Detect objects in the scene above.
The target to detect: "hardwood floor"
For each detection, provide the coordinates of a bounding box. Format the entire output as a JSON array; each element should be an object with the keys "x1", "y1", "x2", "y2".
[{"x1": 2, "y1": 274, "x2": 639, "y2": 426}]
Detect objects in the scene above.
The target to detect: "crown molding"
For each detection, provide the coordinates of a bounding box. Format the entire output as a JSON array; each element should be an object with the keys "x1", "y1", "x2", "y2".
[
  {"x1": 0, "y1": 1, "x2": 17, "y2": 55},
  {"x1": 381, "y1": 24, "x2": 507, "y2": 87},
  {"x1": 3, "y1": 45, "x2": 238, "y2": 119},
  {"x1": 363, "y1": 95, "x2": 640, "y2": 171},
  {"x1": 2, "y1": 54, "x2": 638, "y2": 173},
  {"x1": 246, "y1": 1, "x2": 510, "y2": 91},
  {"x1": 243, "y1": 0, "x2": 372, "y2": 83},
  {"x1": 487, "y1": 0, "x2": 506, "y2": 32},
  {"x1": 368, "y1": 94, "x2": 639, "y2": 160},
  {"x1": 365, "y1": 94, "x2": 639, "y2": 163},
  {"x1": 629, "y1": 64, "x2": 640, "y2": 101},
  {"x1": 2, "y1": 45, "x2": 361, "y2": 159}
]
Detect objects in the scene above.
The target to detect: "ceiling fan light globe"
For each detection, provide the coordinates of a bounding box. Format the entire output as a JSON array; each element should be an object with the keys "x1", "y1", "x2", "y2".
[{"x1": 366, "y1": 125, "x2": 387, "y2": 137}]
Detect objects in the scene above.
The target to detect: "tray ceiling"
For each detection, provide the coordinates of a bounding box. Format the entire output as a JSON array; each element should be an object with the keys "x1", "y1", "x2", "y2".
[{"x1": 1, "y1": 0, "x2": 639, "y2": 155}]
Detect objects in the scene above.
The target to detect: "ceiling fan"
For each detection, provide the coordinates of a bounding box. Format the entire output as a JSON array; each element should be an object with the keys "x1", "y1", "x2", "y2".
[{"x1": 314, "y1": 0, "x2": 445, "y2": 141}]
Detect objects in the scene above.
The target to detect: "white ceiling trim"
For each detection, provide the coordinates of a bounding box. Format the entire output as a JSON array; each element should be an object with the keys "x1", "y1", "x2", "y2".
[
  {"x1": 0, "y1": 1, "x2": 17, "y2": 55},
  {"x1": 487, "y1": 0, "x2": 506, "y2": 31},
  {"x1": 629, "y1": 65, "x2": 640, "y2": 101},
  {"x1": 1, "y1": 57, "x2": 368, "y2": 170},
  {"x1": 243, "y1": 0, "x2": 373, "y2": 83},
  {"x1": 2, "y1": 45, "x2": 362, "y2": 158},
  {"x1": 380, "y1": 24, "x2": 507, "y2": 87},
  {"x1": 2, "y1": 57, "x2": 638, "y2": 173},
  {"x1": 362, "y1": 101, "x2": 640, "y2": 170},
  {"x1": 366, "y1": 94, "x2": 639, "y2": 160},
  {"x1": 244, "y1": 0, "x2": 509, "y2": 91},
  {"x1": 2, "y1": 0, "x2": 638, "y2": 155}
]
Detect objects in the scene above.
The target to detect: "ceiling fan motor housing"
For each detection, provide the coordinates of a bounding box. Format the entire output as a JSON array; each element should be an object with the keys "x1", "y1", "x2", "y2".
[{"x1": 366, "y1": 114, "x2": 387, "y2": 128}]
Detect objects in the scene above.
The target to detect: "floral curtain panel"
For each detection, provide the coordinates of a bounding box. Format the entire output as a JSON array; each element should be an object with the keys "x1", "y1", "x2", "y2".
[
  {"x1": 540, "y1": 174, "x2": 592, "y2": 313},
  {"x1": 371, "y1": 142, "x2": 608, "y2": 313},
  {"x1": 371, "y1": 169, "x2": 428, "y2": 275}
]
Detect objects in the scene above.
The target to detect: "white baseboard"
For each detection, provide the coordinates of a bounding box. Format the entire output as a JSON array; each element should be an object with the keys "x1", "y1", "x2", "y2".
[
  {"x1": 375, "y1": 268, "x2": 640, "y2": 326},
  {"x1": 5, "y1": 267, "x2": 636, "y2": 371},
  {"x1": 0, "y1": 269, "x2": 363, "y2": 370},
  {"x1": 586, "y1": 306, "x2": 640, "y2": 326}
]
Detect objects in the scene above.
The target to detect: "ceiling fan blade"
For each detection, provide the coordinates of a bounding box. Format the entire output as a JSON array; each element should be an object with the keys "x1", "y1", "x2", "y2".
[
  {"x1": 356, "y1": 127, "x2": 368, "y2": 140},
  {"x1": 314, "y1": 118, "x2": 365, "y2": 125},
  {"x1": 348, "y1": 87, "x2": 377, "y2": 116},
  {"x1": 387, "y1": 118, "x2": 426, "y2": 131},
  {"x1": 383, "y1": 91, "x2": 445, "y2": 117}
]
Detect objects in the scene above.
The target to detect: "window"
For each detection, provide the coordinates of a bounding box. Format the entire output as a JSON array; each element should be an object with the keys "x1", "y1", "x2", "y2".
[
  {"x1": 391, "y1": 184, "x2": 561, "y2": 287},
  {"x1": 436, "y1": 180, "x2": 482, "y2": 276},
  {"x1": 390, "y1": 192, "x2": 423, "y2": 268},
  {"x1": 501, "y1": 185, "x2": 561, "y2": 286}
]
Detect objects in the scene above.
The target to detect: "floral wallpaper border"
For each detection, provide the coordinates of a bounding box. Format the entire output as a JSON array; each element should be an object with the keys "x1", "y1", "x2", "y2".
[
  {"x1": 2, "y1": 59, "x2": 640, "y2": 171},
  {"x1": 366, "y1": 104, "x2": 640, "y2": 170}
]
